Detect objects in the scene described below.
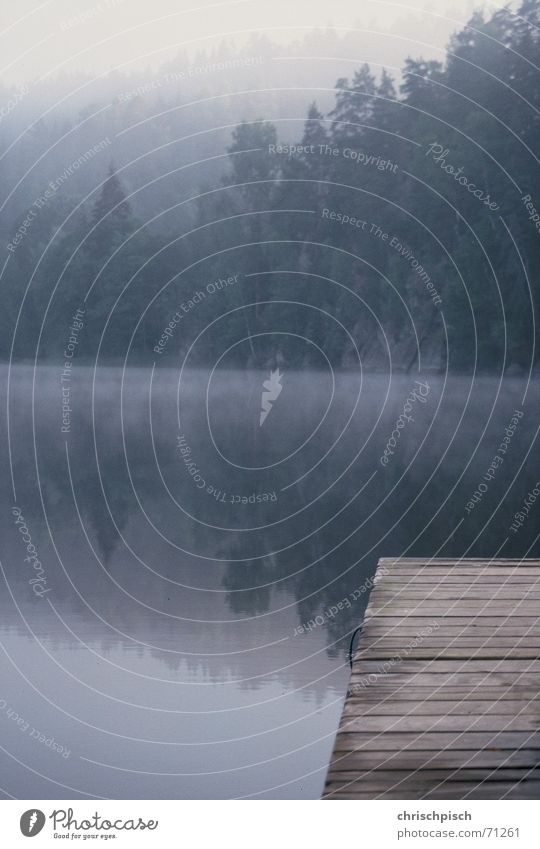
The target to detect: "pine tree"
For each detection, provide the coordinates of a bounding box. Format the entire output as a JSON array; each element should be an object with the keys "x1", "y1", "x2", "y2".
[
  {"x1": 82, "y1": 167, "x2": 143, "y2": 352},
  {"x1": 373, "y1": 69, "x2": 398, "y2": 134},
  {"x1": 226, "y1": 121, "x2": 280, "y2": 320},
  {"x1": 226, "y1": 120, "x2": 279, "y2": 191},
  {"x1": 330, "y1": 63, "x2": 377, "y2": 143},
  {"x1": 302, "y1": 102, "x2": 329, "y2": 150},
  {"x1": 91, "y1": 164, "x2": 132, "y2": 230},
  {"x1": 283, "y1": 102, "x2": 329, "y2": 181},
  {"x1": 378, "y1": 69, "x2": 396, "y2": 101},
  {"x1": 400, "y1": 58, "x2": 444, "y2": 107},
  {"x1": 86, "y1": 164, "x2": 134, "y2": 266}
]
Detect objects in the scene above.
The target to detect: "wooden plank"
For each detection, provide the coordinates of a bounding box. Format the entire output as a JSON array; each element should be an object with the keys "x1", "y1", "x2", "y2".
[
  {"x1": 354, "y1": 661, "x2": 540, "y2": 672},
  {"x1": 355, "y1": 648, "x2": 540, "y2": 659},
  {"x1": 370, "y1": 593, "x2": 537, "y2": 599},
  {"x1": 324, "y1": 770, "x2": 540, "y2": 798},
  {"x1": 370, "y1": 596, "x2": 540, "y2": 603},
  {"x1": 332, "y1": 732, "x2": 540, "y2": 750},
  {"x1": 355, "y1": 640, "x2": 540, "y2": 672},
  {"x1": 324, "y1": 784, "x2": 540, "y2": 799},
  {"x1": 378, "y1": 557, "x2": 539, "y2": 570},
  {"x1": 374, "y1": 575, "x2": 540, "y2": 584},
  {"x1": 367, "y1": 597, "x2": 540, "y2": 606},
  {"x1": 361, "y1": 633, "x2": 540, "y2": 642},
  {"x1": 362, "y1": 618, "x2": 540, "y2": 638},
  {"x1": 346, "y1": 688, "x2": 540, "y2": 703},
  {"x1": 349, "y1": 674, "x2": 540, "y2": 688},
  {"x1": 374, "y1": 568, "x2": 540, "y2": 576},
  {"x1": 363, "y1": 617, "x2": 540, "y2": 628},
  {"x1": 367, "y1": 608, "x2": 540, "y2": 616},
  {"x1": 360, "y1": 636, "x2": 540, "y2": 645},
  {"x1": 335, "y1": 715, "x2": 540, "y2": 732},
  {"x1": 372, "y1": 583, "x2": 540, "y2": 604},
  {"x1": 324, "y1": 557, "x2": 540, "y2": 799},
  {"x1": 325, "y1": 768, "x2": 540, "y2": 785},
  {"x1": 362, "y1": 635, "x2": 540, "y2": 643},
  {"x1": 359, "y1": 640, "x2": 540, "y2": 649},
  {"x1": 328, "y1": 750, "x2": 540, "y2": 770},
  {"x1": 373, "y1": 566, "x2": 538, "y2": 576},
  {"x1": 342, "y1": 700, "x2": 540, "y2": 716}
]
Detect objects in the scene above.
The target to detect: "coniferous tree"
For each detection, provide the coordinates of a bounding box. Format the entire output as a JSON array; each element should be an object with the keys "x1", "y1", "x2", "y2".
[{"x1": 330, "y1": 64, "x2": 378, "y2": 144}]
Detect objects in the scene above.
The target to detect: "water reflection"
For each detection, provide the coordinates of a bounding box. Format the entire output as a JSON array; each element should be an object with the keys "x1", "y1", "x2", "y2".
[{"x1": 0, "y1": 366, "x2": 538, "y2": 798}]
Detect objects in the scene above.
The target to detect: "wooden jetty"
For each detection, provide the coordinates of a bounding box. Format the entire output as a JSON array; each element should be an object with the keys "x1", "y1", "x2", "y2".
[{"x1": 324, "y1": 558, "x2": 540, "y2": 799}]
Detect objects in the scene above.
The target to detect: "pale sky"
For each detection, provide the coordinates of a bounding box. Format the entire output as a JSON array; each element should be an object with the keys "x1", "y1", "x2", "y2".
[{"x1": 0, "y1": 0, "x2": 510, "y2": 86}]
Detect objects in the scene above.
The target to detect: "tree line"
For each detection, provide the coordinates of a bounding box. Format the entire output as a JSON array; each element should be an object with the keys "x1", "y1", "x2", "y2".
[{"x1": 2, "y1": 0, "x2": 539, "y2": 372}]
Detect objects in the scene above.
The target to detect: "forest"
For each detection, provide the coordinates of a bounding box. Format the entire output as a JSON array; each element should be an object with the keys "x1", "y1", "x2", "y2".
[{"x1": 2, "y1": 0, "x2": 539, "y2": 373}]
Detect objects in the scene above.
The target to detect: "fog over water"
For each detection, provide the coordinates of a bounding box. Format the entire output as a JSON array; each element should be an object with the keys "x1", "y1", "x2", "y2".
[
  {"x1": 1, "y1": 0, "x2": 539, "y2": 804},
  {"x1": 1, "y1": 366, "x2": 537, "y2": 798}
]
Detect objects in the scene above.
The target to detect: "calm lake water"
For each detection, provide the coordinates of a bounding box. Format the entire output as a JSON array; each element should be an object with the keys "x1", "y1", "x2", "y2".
[{"x1": 0, "y1": 365, "x2": 538, "y2": 798}]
